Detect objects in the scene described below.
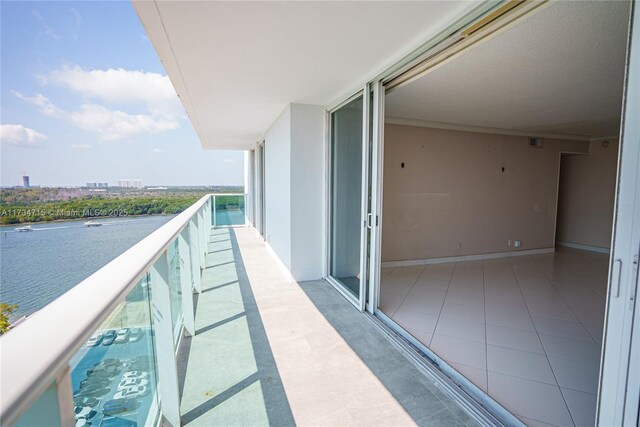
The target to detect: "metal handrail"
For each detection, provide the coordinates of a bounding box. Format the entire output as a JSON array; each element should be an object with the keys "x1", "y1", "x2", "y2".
[{"x1": 0, "y1": 193, "x2": 212, "y2": 425}]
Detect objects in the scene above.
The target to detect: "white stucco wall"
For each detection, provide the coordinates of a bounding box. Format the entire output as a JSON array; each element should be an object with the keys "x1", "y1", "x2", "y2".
[
  {"x1": 290, "y1": 104, "x2": 325, "y2": 280},
  {"x1": 262, "y1": 103, "x2": 325, "y2": 281},
  {"x1": 264, "y1": 106, "x2": 292, "y2": 269}
]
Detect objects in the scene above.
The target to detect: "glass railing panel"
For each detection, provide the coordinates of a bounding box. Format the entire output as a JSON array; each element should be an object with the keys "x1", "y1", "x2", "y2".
[
  {"x1": 14, "y1": 382, "x2": 61, "y2": 427},
  {"x1": 167, "y1": 238, "x2": 183, "y2": 345},
  {"x1": 69, "y1": 276, "x2": 159, "y2": 427},
  {"x1": 214, "y1": 195, "x2": 246, "y2": 226}
]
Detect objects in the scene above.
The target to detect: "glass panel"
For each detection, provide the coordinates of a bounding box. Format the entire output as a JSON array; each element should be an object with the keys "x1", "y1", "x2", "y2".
[
  {"x1": 330, "y1": 95, "x2": 364, "y2": 297},
  {"x1": 214, "y1": 195, "x2": 246, "y2": 226},
  {"x1": 15, "y1": 382, "x2": 61, "y2": 427},
  {"x1": 167, "y1": 239, "x2": 183, "y2": 343},
  {"x1": 69, "y1": 276, "x2": 159, "y2": 427}
]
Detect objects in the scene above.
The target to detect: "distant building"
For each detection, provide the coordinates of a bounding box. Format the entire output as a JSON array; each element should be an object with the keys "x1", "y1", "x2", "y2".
[
  {"x1": 86, "y1": 182, "x2": 108, "y2": 188},
  {"x1": 22, "y1": 176, "x2": 30, "y2": 188},
  {"x1": 116, "y1": 179, "x2": 143, "y2": 188}
]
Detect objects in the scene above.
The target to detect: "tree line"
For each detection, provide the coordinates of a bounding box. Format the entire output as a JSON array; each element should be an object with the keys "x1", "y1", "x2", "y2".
[{"x1": 0, "y1": 194, "x2": 205, "y2": 224}]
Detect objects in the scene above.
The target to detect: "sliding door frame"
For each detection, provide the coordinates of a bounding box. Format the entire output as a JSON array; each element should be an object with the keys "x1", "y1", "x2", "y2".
[
  {"x1": 597, "y1": 1, "x2": 640, "y2": 424},
  {"x1": 366, "y1": 81, "x2": 384, "y2": 314},
  {"x1": 325, "y1": 87, "x2": 370, "y2": 309}
]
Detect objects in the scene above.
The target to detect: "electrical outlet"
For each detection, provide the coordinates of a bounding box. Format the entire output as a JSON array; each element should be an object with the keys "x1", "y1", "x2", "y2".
[
  {"x1": 457, "y1": 242, "x2": 462, "y2": 250},
  {"x1": 514, "y1": 240, "x2": 522, "y2": 248},
  {"x1": 508, "y1": 240, "x2": 512, "y2": 247}
]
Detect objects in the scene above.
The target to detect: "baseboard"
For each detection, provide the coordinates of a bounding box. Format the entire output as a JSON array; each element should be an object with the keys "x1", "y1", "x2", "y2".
[
  {"x1": 382, "y1": 247, "x2": 556, "y2": 268},
  {"x1": 557, "y1": 241, "x2": 610, "y2": 254}
]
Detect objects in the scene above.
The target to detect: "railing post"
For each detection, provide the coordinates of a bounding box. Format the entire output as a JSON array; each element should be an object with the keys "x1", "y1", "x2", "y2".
[
  {"x1": 179, "y1": 229, "x2": 196, "y2": 335},
  {"x1": 244, "y1": 193, "x2": 248, "y2": 226},
  {"x1": 198, "y1": 210, "x2": 206, "y2": 268},
  {"x1": 208, "y1": 195, "x2": 212, "y2": 227},
  {"x1": 55, "y1": 366, "x2": 74, "y2": 427},
  {"x1": 189, "y1": 219, "x2": 202, "y2": 294},
  {"x1": 213, "y1": 195, "x2": 217, "y2": 228},
  {"x1": 150, "y1": 255, "x2": 181, "y2": 427}
]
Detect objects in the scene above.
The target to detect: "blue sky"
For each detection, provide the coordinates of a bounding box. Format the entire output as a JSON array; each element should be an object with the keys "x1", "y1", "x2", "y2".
[{"x1": 0, "y1": 1, "x2": 244, "y2": 187}]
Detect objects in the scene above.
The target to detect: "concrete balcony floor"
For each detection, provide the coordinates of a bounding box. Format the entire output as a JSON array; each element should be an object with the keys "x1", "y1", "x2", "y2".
[{"x1": 177, "y1": 226, "x2": 479, "y2": 426}]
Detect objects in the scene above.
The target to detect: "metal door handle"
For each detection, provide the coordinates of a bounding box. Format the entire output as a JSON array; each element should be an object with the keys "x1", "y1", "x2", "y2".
[{"x1": 612, "y1": 258, "x2": 622, "y2": 298}]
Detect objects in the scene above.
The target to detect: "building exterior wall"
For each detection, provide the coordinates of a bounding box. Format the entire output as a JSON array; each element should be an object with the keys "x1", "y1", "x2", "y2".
[
  {"x1": 261, "y1": 103, "x2": 325, "y2": 281},
  {"x1": 264, "y1": 105, "x2": 293, "y2": 269},
  {"x1": 290, "y1": 104, "x2": 325, "y2": 280},
  {"x1": 381, "y1": 124, "x2": 589, "y2": 262},
  {"x1": 556, "y1": 139, "x2": 619, "y2": 249}
]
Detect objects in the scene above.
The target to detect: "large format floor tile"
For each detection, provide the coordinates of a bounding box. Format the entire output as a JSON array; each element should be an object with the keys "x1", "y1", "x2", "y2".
[
  {"x1": 380, "y1": 247, "x2": 608, "y2": 427},
  {"x1": 488, "y1": 372, "x2": 573, "y2": 427},
  {"x1": 182, "y1": 228, "x2": 481, "y2": 427}
]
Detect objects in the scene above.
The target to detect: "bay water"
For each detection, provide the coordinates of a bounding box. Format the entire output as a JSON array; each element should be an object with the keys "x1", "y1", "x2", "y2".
[{"x1": 0, "y1": 215, "x2": 174, "y2": 321}]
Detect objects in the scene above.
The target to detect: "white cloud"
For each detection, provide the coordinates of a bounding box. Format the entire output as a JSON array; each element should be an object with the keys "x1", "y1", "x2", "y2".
[
  {"x1": 0, "y1": 124, "x2": 47, "y2": 148},
  {"x1": 69, "y1": 104, "x2": 179, "y2": 141},
  {"x1": 71, "y1": 144, "x2": 91, "y2": 149},
  {"x1": 15, "y1": 92, "x2": 179, "y2": 141},
  {"x1": 153, "y1": 148, "x2": 168, "y2": 154},
  {"x1": 41, "y1": 66, "x2": 182, "y2": 118},
  {"x1": 14, "y1": 92, "x2": 64, "y2": 117}
]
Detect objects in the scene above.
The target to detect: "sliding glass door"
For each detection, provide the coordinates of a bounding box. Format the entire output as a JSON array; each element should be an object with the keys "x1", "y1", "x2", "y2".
[{"x1": 329, "y1": 92, "x2": 367, "y2": 304}]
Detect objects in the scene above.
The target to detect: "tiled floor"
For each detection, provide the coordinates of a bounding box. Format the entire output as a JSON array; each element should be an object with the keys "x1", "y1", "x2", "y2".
[
  {"x1": 380, "y1": 247, "x2": 608, "y2": 427},
  {"x1": 179, "y1": 227, "x2": 479, "y2": 426}
]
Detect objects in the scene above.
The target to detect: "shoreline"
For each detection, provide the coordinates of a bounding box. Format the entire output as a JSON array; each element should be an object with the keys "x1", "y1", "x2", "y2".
[{"x1": 0, "y1": 212, "x2": 175, "y2": 228}]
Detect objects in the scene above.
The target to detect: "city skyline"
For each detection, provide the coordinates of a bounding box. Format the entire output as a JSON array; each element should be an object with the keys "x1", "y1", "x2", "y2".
[{"x1": 0, "y1": 2, "x2": 244, "y2": 186}]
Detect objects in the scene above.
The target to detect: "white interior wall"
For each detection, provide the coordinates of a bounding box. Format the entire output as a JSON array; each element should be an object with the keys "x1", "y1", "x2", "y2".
[
  {"x1": 382, "y1": 124, "x2": 590, "y2": 262},
  {"x1": 263, "y1": 103, "x2": 325, "y2": 281}
]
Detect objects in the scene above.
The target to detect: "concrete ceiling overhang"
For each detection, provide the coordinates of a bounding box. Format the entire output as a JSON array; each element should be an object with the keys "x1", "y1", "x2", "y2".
[
  {"x1": 133, "y1": 0, "x2": 475, "y2": 150},
  {"x1": 385, "y1": 0, "x2": 632, "y2": 140}
]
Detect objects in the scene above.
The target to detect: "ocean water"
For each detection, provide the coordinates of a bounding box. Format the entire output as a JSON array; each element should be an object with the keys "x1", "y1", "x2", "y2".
[{"x1": 0, "y1": 215, "x2": 174, "y2": 320}]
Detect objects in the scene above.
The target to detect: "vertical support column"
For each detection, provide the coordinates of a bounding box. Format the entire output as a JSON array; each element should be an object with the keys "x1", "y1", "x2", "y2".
[
  {"x1": 150, "y1": 254, "x2": 181, "y2": 427},
  {"x1": 179, "y1": 229, "x2": 195, "y2": 336},
  {"x1": 189, "y1": 219, "x2": 202, "y2": 294}
]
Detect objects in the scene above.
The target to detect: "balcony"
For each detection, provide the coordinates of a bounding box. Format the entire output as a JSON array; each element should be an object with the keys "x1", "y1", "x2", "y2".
[{"x1": 1, "y1": 195, "x2": 482, "y2": 427}]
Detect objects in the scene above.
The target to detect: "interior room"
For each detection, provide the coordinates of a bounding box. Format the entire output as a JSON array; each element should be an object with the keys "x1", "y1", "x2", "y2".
[{"x1": 378, "y1": 1, "x2": 630, "y2": 426}]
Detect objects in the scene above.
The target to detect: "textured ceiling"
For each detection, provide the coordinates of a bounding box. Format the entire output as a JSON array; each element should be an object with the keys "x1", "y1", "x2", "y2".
[{"x1": 385, "y1": 1, "x2": 631, "y2": 139}]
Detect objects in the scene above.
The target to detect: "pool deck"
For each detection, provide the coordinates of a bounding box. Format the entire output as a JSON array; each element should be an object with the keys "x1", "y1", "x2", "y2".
[{"x1": 177, "y1": 226, "x2": 478, "y2": 426}]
